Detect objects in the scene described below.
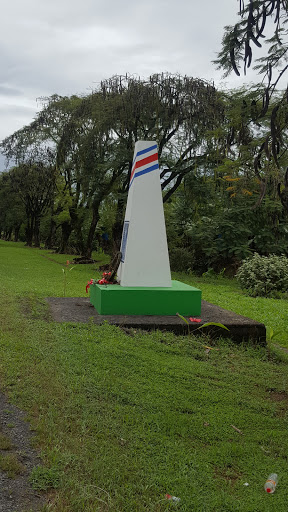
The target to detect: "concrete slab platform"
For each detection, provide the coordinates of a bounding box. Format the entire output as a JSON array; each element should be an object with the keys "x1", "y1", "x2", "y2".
[{"x1": 45, "y1": 297, "x2": 266, "y2": 345}]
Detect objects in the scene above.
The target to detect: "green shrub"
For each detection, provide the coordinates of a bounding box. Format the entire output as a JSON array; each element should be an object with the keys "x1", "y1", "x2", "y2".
[
  {"x1": 169, "y1": 247, "x2": 195, "y2": 272},
  {"x1": 236, "y1": 253, "x2": 288, "y2": 297}
]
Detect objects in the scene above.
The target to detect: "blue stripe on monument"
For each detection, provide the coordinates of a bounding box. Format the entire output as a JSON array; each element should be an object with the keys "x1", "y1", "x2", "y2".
[
  {"x1": 134, "y1": 163, "x2": 159, "y2": 178},
  {"x1": 137, "y1": 144, "x2": 157, "y2": 157},
  {"x1": 129, "y1": 162, "x2": 159, "y2": 188},
  {"x1": 131, "y1": 144, "x2": 158, "y2": 168}
]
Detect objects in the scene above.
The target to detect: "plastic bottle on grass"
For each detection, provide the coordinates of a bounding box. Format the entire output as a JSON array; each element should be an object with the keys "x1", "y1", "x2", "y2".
[
  {"x1": 264, "y1": 474, "x2": 278, "y2": 494},
  {"x1": 165, "y1": 494, "x2": 180, "y2": 503}
]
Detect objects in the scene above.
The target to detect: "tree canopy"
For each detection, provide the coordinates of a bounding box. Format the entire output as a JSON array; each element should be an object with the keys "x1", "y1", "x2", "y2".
[
  {"x1": 1, "y1": 68, "x2": 288, "y2": 271},
  {"x1": 0, "y1": 73, "x2": 225, "y2": 256},
  {"x1": 215, "y1": 0, "x2": 288, "y2": 212}
]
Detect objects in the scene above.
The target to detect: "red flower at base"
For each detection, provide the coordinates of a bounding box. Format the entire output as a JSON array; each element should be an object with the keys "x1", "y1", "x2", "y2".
[
  {"x1": 97, "y1": 278, "x2": 110, "y2": 285},
  {"x1": 86, "y1": 279, "x2": 94, "y2": 293}
]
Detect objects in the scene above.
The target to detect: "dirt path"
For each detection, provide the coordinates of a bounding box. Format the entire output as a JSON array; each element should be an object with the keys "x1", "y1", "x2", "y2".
[{"x1": 0, "y1": 391, "x2": 46, "y2": 512}]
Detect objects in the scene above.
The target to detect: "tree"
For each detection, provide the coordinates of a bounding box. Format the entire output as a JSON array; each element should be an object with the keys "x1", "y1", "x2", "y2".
[
  {"x1": 0, "y1": 95, "x2": 84, "y2": 251},
  {"x1": 55, "y1": 73, "x2": 225, "y2": 257},
  {"x1": 0, "y1": 172, "x2": 26, "y2": 241},
  {"x1": 0, "y1": 74, "x2": 225, "y2": 256},
  {"x1": 215, "y1": 0, "x2": 288, "y2": 211},
  {"x1": 9, "y1": 162, "x2": 55, "y2": 247}
]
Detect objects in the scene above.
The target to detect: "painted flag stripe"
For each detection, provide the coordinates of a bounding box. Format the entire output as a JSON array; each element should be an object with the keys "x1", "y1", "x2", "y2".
[
  {"x1": 130, "y1": 152, "x2": 158, "y2": 182},
  {"x1": 130, "y1": 163, "x2": 159, "y2": 188},
  {"x1": 134, "y1": 163, "x2": 159, "y2": 179},
  {"x1": 131, "y1": 143, "x2": 158, "y2": 169}
]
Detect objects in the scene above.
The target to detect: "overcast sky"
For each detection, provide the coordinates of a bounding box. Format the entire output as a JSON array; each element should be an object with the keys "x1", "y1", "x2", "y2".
[{"x1": 0, "y1": 0, "x2": 263, "y2": 168}]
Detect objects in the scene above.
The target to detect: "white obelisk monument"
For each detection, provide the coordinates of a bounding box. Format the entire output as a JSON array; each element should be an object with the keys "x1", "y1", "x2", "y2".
[
  {"x1": 117, "y1": 141, "x2": 171, "y2": 287},
  {"x1": 90, "y1": 140, "x2": 201, "y2": 315}
]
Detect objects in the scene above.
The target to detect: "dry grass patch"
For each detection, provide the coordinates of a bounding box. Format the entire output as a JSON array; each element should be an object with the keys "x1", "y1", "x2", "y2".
[
  {"x1": 0, "y1": 453, "x2": 25, "y2": 478},
  {"x1": 0, "y1": 432, "x2": 13, "y2": 450}
]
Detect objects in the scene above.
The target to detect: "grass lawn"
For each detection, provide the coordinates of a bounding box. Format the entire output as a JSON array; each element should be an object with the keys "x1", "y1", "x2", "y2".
[
  {"x1": 173, "y1": 272, "x2": 288, "y2": 348},
  {"x1": 0, "y1": 241, "x2": 287, "y2": 511}
]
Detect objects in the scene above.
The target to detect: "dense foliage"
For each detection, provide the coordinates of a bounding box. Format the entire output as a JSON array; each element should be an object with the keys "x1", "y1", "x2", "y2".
[
  {"x1": 1, "y1": 69, "x2": 288, "y2": 272},
  {"x1": 0, "y1": 74, "x2": 224, "y2": 257},
  {"x1": 236, "y1": 252, "x2": 288, "y2": 296},
  {"x1": 166, "y1": 169, "x2": 288, "y2": 273},
  {"x1": 215, "y1": 0, "x2": 288, "y2": 205}
]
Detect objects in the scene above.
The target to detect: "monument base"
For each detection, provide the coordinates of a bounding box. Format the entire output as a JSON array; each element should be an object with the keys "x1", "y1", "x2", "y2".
[{"x1": 89, "y1": 280, "x2": 201, "y2": 316}]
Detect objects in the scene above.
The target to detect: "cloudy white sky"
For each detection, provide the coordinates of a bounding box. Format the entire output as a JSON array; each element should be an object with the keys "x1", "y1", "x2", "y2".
[{"x1": 0, "y1": 0, "x2": 264, "y2": 167}]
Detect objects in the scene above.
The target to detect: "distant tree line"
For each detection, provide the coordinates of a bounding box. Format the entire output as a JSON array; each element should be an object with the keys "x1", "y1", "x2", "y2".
[
  {"x1": 0, "y1": 73, "x2": 224, "y2": 257},
  {"x1": 1, "y1": 70, "x2": 288, "y2": 273}
]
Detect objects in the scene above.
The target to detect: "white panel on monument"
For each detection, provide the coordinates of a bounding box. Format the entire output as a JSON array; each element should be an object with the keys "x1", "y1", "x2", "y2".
[{"x1": 118, "y1": 141, "x2": 171, "y2": 288}]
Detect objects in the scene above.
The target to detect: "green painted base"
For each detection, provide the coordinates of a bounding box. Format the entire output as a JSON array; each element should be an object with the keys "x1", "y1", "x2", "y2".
[{"x1": 89, "y1": 280, "x2": 201, "y2": 316}]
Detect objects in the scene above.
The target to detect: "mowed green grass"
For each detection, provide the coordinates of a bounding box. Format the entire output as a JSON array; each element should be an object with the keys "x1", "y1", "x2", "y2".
[
  {"x1": 0, "y1": 241, "x2": 102, "y2": 297},
  {"x1": 0, "y1": 241, "x2": 288, "y2": 511},
  {"x1": 173, "y1": 272, "x2": 288, "y2": 348}
]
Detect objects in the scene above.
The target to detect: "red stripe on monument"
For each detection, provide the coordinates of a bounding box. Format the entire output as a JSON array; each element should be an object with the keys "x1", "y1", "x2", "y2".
[{"x1": 130, "y1": 152, "x2": 158, "y2": 182}]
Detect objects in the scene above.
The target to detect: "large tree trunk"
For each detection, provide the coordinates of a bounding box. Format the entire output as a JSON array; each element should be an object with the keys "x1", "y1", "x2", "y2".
[
  {"x1": 75, "y1": 222, "x2": 84, "y2": 255},
  {"x1": 33, "y1": 217, "x2": 41, "y2": 247},
  {"x1": 82, "y1": 205, "x2": 100, "y2": 259},
  {"x1": 14, "y1": 225, "x2": 21, "y2": 242},
  {"x1": 25, "y1": 217, "x2": 34, "y2": 246},
  {"x1": 5, "y1": 229, "x2": 12, "y2": 241},
  {"x1": 70, "y1": 208, "x2": 84, "y2": 255},
  {"x1": 111, "y1": 197, "x2": 125, "y2": 254},
  {"x1": 45, "y1": 218, "x2": 57, "y2": 249},
  {"x1": 58, "y1": 221, "x2": 72, "y2": 253}
]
